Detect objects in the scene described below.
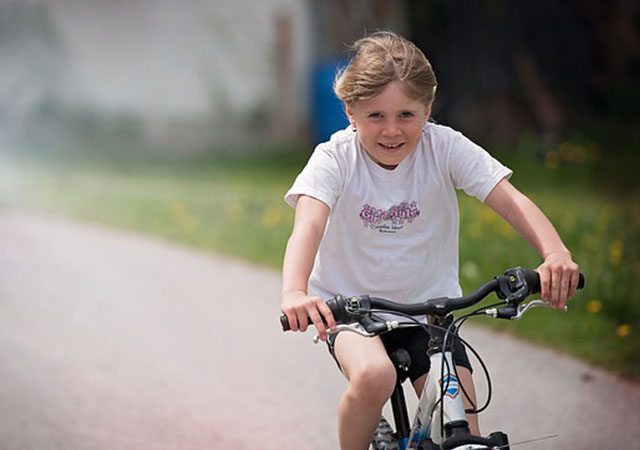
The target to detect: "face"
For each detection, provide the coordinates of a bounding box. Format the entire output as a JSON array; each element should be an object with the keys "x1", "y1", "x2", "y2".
[{"x1": 346, "y1": 81, "x2": 431, "y2": 169}]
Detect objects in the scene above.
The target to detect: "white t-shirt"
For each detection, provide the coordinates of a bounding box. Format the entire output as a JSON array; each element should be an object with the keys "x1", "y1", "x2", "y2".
[{"x1": 285, "y1": 123, "x2": 512, "y2": 311}]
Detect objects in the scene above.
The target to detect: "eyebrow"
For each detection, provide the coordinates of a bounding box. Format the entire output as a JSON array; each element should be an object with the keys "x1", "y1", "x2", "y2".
[{"x1": 364, "y1": 109, "x2": 420, "y2": 114}]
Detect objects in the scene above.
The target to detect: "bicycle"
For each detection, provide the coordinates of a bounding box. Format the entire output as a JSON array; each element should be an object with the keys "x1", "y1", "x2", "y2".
[{"x1": 280, "y1": 266, "x2": 585, "y2": 450}]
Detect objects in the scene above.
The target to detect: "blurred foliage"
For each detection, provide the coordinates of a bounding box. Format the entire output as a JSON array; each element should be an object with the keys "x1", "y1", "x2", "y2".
[
  {"x1": 408, "y1": 0, "x2": 640, "y2": 156},
  {"x1": 457, "y1": 159, "x2": 639, "y2": 379},
  {"x1": 0, "y1": 135, "x2": 638, "y2": 378},
  {"x1": 457, "y1": 130, "x2": 640, "y2": 379}
]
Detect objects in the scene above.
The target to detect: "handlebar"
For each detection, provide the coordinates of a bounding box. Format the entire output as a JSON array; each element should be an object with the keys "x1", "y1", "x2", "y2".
[{"x1": 280, "y1": 267, "x2": 585, "y2": 331}]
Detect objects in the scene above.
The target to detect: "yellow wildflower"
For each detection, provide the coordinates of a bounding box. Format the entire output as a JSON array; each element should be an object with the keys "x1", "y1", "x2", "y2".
[
  {"x1": 467, "y1": 221, "x2": 482, "y2": 239},
  {"x1": 480, "y1": 208, "x2": 498, "y2": 225},
  {"x1": 616, "y1": 324, "x2": 632, "y2": 338},
  {"x1": 558, "y1": 143, "x2": 586, "y2": 164},
  {"x1": 168, "y1": 201, "x2": 198, "y2": 232},
  {"x1": 263, "y1": 205, "x2": 282, "y2": 228},
  {"x1": 498, "y1": 221, "x2": 515, "y2": 239},
  {"x1": 544, "y1": 151, "x2": 559, "y2": 169},
  {"x1": 609, "y1": 240, "x2": 623, "y2": 266},
  {"x1": 586, "y1": 299, "x2": 602, "y2": 314},
  {"x1": 168, "y1": 201, "x2": 187, "y2": 218}
]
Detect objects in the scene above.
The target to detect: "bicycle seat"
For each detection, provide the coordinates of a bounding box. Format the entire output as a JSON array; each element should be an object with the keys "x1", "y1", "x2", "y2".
[{"x1": 389, "y1": 348, "x2": 412, "y2": 383}]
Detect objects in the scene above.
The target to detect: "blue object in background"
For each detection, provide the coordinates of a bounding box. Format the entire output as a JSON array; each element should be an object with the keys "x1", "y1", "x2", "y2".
[{"x1": 310, "y1": 58, "x2": 350, "y2": 145}]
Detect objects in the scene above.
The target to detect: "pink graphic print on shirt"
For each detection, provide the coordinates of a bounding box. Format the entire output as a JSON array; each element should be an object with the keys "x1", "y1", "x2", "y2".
[{"x1": 359, "y1": 201, "x2": 420, "y2": 233}]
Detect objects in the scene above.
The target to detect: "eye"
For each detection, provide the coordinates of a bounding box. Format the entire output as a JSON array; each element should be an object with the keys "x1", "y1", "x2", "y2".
[
  {"x1": 399, "y1": 111, "x2": 414, "y2": 118},
  {"x1": 368, "y1": 112, "x2": 383, "y2": 119}
]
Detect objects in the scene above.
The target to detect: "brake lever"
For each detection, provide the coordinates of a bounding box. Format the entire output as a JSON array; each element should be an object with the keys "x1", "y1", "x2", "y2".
[
  {"x1": 511, "y1": 299, "x2": 569, "y2": 320},
  {"x1": 514, "y1": 299, "x2": 568, "y2": 319},
  {"x1": 313, "y1": 323, "x2": 373, "y2": 344},
  {"x1": 312, "y1": 321, "x2": 399, "y2": 343},
  {"x1": 486, "y1": 299, "x2": 568, "y2": 320}
]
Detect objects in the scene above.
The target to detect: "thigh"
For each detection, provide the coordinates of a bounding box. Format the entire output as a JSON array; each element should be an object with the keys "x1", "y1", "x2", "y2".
[{"x1": 333, "y1": 331, "x2": 394, "y2": 381}]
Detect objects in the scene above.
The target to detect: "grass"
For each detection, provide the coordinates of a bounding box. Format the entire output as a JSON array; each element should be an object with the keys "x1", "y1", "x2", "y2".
[{"x1": 0, "y1": 145, "x2": 638, "y2": 379}]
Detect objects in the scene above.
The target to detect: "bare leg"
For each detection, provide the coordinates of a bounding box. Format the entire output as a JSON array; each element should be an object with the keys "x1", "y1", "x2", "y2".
[
  {"x1": 334, "y1": 332, "x2": 397, "y2": 450},
  {"x1": 456, "y1": 367, "x2": 480, "y2": 435},
  {"x1": 412, "y1": 366, "x2": 480, "y2": 436}
]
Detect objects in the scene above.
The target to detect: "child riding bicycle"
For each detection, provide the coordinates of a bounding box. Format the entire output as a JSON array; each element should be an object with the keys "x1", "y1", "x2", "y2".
[{"x1": 280, "y1": 31, "x2": 580, "y2": 450}]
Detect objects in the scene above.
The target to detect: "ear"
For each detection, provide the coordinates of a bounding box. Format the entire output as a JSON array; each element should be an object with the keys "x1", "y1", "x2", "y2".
[
  {"x1": 345, "y1": 103, "x2": 355, "y2": 127},
  {"x1": 423, "y1": 103, "x2": 432, "y2": 125}
]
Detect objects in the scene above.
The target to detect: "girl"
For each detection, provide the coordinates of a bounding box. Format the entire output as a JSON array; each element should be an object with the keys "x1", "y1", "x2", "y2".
[{"x1": 281, "y1": 31, "x2": 579, "y2": 450}]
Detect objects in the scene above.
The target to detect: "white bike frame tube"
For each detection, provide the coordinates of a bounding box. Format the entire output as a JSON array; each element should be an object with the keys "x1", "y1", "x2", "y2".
[{"x1": 406, "y1": 351, "x2": 467, "y2": 448}]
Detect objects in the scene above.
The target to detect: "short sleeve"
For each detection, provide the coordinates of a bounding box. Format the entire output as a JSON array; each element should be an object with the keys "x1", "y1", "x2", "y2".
[
  {"x1": 284, "y1": 143, "x2": 345, "y2": 210},
  {"x1": 448, "y1": 132, "x2": 512, "y2": 202}
]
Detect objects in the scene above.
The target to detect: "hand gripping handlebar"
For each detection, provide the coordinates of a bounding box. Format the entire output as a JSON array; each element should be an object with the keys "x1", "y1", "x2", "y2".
[{"x1": 280, "y1": 267, "x2": 585, "y2": 332}]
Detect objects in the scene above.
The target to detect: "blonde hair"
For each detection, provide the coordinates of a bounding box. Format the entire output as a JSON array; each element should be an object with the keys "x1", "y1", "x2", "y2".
[{"x1": 334, "y1": 31, "x2": 437, "y2": 107}]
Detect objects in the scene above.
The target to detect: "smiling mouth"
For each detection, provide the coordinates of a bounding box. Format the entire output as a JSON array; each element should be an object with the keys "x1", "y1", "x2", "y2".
[{"x1": 379, "y1": 143, "x2": 404, "y2": 150}]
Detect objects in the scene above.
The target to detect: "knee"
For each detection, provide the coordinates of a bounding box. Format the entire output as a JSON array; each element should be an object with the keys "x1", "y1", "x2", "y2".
[{"x1": 347, "y1": 361, "x2": 396, "y2": 407}]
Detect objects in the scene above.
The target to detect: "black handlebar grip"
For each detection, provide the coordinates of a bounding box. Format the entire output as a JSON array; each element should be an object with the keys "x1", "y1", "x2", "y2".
[
  {"x1": 280, "y1": 314, "x2": 291, "y2": 331},
  {"x1": 280, "y1": 313, "x2": 315, "y2": 332},
  {"x1": 578, "y1": 273, "x2": 585, "y2": 290},
  {"x1": 526, "y1": 270, "x2": 585, "y2": 294}
]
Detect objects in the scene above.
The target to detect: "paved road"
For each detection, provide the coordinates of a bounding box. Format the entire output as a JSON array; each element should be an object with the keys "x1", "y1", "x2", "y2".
[{"x1": 1, "y1": 211, "x2": 639, "y2": 450}]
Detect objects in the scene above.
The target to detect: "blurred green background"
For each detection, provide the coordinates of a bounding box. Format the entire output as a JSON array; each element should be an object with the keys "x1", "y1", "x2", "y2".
[{"x1": 0, "y1": 1, "x2": 638, "y2": 378}]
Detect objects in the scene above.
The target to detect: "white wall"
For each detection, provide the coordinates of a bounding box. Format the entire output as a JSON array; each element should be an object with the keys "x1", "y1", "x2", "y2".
[{"x1": 4, "y1": 0, "x2": 313, "y2": 149}]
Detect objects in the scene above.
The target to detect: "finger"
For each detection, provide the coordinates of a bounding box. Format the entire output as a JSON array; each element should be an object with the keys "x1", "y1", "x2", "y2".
[
  {"x1": 550, "y1": 267, "x2": 562, "y2": 308},
  {"x1": 558, "y1": 273, "x2": 569, "y2": 309},
  {"x1": 306, "y1": 306, "x2": 327, "y2": 341},
  {"x1": 296, "y1": 309, "x2": 309, "y2": 333},
  {"x1": 568, "y1": 269, "x2": 579, "y2": 300},
  {"x1": 537, "y1": 267, "x2": 551, "y2": 303},
  {"x1": 317, "y1": 299, "x2": 337, "y2": 330}
]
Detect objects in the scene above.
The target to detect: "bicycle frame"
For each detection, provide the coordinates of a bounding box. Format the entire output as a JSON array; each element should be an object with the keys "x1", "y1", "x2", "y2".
[
  {"x1": 374, "y1": 314, "x2": 508, "y2": 450},
  {"x1": 282, "y1": 268, "x2": 585, "y2": 449},
  {"x1": 406, "y1": 351, "x2": 467, "y2": 448}
]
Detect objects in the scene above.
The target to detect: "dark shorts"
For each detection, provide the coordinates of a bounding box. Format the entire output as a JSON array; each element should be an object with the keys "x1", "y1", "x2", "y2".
[{"x1": 327, "y1": 324, "x2": 472, "y2": 383}]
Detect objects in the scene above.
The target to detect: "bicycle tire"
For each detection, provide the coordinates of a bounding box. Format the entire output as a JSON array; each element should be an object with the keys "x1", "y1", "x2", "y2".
[{"x1": 370, "y1": 416, "x2": 399, "y2": 450}]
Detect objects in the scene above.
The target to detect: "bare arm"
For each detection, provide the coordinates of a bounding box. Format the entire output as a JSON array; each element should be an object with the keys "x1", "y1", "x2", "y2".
[
  {"x1": 485, "y1": 179, "x2": 580, "y2": 308},
  {"x1": 281, "y1": 195, "x2": 336, "y2": 340}
]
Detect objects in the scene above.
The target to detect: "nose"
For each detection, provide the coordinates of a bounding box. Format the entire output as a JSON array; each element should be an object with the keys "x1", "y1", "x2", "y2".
[{"x1": 382, "y1": 120, "x2": 401, "y2": 136}]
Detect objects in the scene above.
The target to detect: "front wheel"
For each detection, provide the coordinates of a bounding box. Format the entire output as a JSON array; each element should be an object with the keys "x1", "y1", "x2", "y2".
[{"x1": 370, "y1": 416, "x2": 398, "y2": 450}]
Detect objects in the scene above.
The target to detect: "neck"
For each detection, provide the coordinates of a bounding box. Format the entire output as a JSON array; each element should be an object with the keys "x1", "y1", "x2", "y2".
[{"x1": 377, "y1": 162, "x2": 398, "y2": 170}]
